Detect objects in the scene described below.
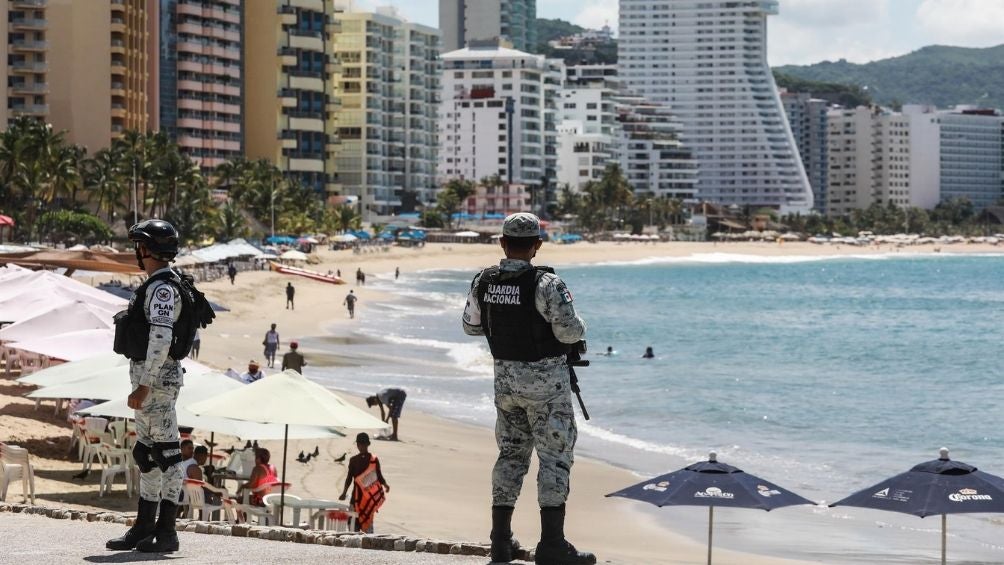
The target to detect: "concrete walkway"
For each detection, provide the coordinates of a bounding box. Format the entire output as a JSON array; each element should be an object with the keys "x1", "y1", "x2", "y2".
[{"x1": 0, "y1": 514, "x2": 490, "y2": 565}]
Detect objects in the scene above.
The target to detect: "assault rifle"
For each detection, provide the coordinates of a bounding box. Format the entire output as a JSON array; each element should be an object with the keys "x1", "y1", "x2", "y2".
[{"x1": 567, "y1": 341, "x2": 590, "y2": 421}]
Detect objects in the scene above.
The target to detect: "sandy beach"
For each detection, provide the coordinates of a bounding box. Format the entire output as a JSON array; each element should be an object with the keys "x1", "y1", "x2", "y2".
[{"x1": 4, "y1": 240, "x2": 1002, "y2": 564}]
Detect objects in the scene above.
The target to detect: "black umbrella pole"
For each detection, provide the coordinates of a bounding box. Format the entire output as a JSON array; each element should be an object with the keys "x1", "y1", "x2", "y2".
[
  {"x1": 209, "y1": 432, "x2": 214, "y2": 464},
  {"x1": 708, "y1": 506, "x2": 714, "y2": 565},
  {"x1": 280, "y1": 424, "x2": 288, "y2": 527}
]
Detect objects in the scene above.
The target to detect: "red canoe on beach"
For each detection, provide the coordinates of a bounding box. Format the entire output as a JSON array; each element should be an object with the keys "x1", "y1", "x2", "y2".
[{"x1": 269, "y1": 262, "x2": 346, "y2": 285}]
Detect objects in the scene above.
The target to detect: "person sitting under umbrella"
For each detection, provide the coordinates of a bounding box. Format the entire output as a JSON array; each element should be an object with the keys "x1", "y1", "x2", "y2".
[
  {"x1": 240, "y1": 360, "x2": 265, "y2": 384},
  {"x1": 235, "y1": 448, "x2": 278, "y2": 507}
]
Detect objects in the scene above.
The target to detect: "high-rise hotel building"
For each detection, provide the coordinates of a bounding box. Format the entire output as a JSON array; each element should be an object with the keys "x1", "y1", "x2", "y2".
[
  {"x1": 330, "y1": 7, "x2": 440, "y2": 219},
  {"x1": 1, "y1": 0, "x2": 158, "y2": 151},
  {"x1": 439, "y1": 0, "x2": 537, "y2": 52},
  {"x1": 245, "y1": 0, "x2": 338, "y2": 197},
  {"x1": 158, "y1": 0, "x2": 243, "y2": 171},
  {"x1": 618, "y1": 0, "x2": 813, "y2": 211}
]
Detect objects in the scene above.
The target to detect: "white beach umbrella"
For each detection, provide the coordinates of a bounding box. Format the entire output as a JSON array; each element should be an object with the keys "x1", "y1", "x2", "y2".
[
  {"x1": 17, "y1": 352, "x2": 127, "y2": 387},
  {"x1": 79, "y1": 371, "x2": 344, "y2": 442},
  {"x1": 8, "y1": 329, "x2": 114, "y2": 361},
  {"x1": 188, "y1": 370, "x2": 388, "y2": 522},
  {"x1": 331, "y1": 234, "x2": 357, "y2": 243},
  {"x1": 24, "y1": 357, "x2": 212, "y2": 401},
  {"x1": 278, "y1": 249, "x2": 308, "y2": 262},
  {"x1": 0, "y1": 301, "x2": 114, "y2": 342}
]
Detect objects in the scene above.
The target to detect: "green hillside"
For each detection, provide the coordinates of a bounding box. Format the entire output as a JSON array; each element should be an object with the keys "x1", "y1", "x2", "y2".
[{"x1": 775, "y1": 45, "x2": 1004, "y2": 110}]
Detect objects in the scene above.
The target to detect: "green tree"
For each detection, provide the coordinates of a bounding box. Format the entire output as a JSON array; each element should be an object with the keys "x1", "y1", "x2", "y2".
[
  {"x1": 436, "y1": 179, "x2": 476, "y2": 230},
  {"x1": 36, "y1": 210, "x2": 113, "y2": 243}
]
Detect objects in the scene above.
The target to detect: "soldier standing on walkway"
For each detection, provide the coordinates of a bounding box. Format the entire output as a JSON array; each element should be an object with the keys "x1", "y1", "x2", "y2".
[
  {"x1": 463, "y1": 213, "x2": 595, "y2": 565},
  {"x1": 107, "y1": 220, "x2": 206, "y2": 554}
]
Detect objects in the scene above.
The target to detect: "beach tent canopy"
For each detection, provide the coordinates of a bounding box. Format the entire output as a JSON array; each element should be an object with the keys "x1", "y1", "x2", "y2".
[
  {"x1": 0, "y1": 214, "x2": 14, "y2": 226},
  {"x1": 265, "y1": 235, "x2": 297, "y2": 245},
  {"x1": 278, "y1": 250, "x2": 308, "y2": 261},
  {"x1": 0, "y1": 269, "x2": 126, "y2": 307},
  {"x1": 0, "y1": 301, "x2": 114, "y2": 342},
  {"x1": 331, "y1": 234, "x2": 357, "y2": 243},
  {"x1": 0, "y1": 249, "x2": 140, "y2": 274},
  {"x1": 454, "y1": 231, "x2": 480, "y2": 238},
  {"x1": 8, "y1": 329, "x2": 114, "y2": 361},
  {"x1": 80, "y1": 370, "x2": 344, "y2": 440},
  {"x1": 351, "y1": 230, "x2": 371, "y2": 240}
]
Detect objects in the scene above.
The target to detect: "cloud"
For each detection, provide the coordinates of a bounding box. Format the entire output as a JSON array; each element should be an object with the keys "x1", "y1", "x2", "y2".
[
  {"x1": 572, "y1": 1, "x2": 619, "y2": 33},
  {"x1": 915, "y1": 0, "x2": 1004, "y2": 46},
  {"x1": 767, "y1": 17, "x2": 903, "y2": 65},
  {"x1": 779, "y1": 0, "x2": 889, "y2": 27}
]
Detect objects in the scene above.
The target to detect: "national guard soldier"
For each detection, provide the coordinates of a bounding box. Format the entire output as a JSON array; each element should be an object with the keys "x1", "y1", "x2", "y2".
[
  {"x1": 107, "y1": 220, "x2": 213, "y2": 553},
  {"x1": 463, "y1": 213, "x2": 595, "y2": 565}
]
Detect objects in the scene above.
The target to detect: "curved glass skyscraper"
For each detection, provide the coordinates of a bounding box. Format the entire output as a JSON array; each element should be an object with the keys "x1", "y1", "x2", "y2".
[{"x1": 619, "y1": 0, "x2": 813, "y2": 211}]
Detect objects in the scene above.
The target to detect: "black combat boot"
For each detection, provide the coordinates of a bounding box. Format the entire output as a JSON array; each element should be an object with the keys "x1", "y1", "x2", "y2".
[
  {"x1": 534, "y1": 505, "x2": 596, "y2": 565},
  {"x1": 106, "y1": 498, "x2": 159, "y2": 550},
  {"x1": 136, "y1": 499, "x2": 180, "y2": 553},
  {"x1": 490, "y1": 505, "x2": 521, "y2": 563}
]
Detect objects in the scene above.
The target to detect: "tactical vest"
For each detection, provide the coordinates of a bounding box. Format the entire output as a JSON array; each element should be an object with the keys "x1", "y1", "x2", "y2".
[
  {"x1": 113, "y1": 270, "x2": 214, "y2": 361},
  {"x1": 476, "y1": 265, "x2": 571, "y2": 362}
]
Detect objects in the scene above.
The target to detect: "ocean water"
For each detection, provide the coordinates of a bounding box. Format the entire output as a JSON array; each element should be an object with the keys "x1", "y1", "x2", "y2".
[{"x1": 310, "y1": 253, "x2": 1004, "y2": 563}]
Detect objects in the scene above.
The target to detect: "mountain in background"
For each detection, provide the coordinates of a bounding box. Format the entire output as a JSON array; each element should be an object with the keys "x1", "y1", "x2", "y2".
[
  {"x1": 775, "y1": 45, "x2": 1004, "y2": 110},
  {"x1": 534, "y1": 18, "x2": 617, "y2": 65}
]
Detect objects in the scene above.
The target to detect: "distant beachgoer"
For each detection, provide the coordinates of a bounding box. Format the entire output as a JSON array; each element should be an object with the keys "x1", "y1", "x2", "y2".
[
  {"x1": 285, "y1": 282, "x2": 295, "y2": 310},
  {"x1": 338, "y1": 432, "x2": 388, "y2": 533},
  {"x1": 337, "y1": 269, "x2": 341, "y2": 278},
  {"x1": 395, "y1": 267, "x2": 400, "y2": 280},
  {"x1": 344, "y1": 290, "x2": 358, "y2": 319},
  {"x1": 240, "y1": 360, "x2": 265, "y2": 384},
  {"x1": 281, "y1": 341, "x2": 306, "y2": 373},
  {"x1": 356, "y1": 268, "x2": 363, "y2": 286},
  {"x1": 366, "y1": 388, "x2": 406, "y2": 441},
  {"x1": 263, "y1": 324, "x2": 279, "y2": 368},
  {"x1": 227, "y1": 263, "x2": 237, "y2": 285},
  {"x1": 361, "y1": 272, "x2": 366, "y2": 285},
  {"x1": 642, "y1": 346, "x2": 655, "y2": 359},
  {"x1": 603, "y1": 346, "x2": 613, "y2": 356}
]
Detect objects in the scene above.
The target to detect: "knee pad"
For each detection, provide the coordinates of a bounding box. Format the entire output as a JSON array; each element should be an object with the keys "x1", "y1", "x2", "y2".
[
  {"x1": 132, "y1": 442, "x2": 156, "y2": 473},
  {"x1": 151, "y1": 441, "x2": 184, "y2": 472}
]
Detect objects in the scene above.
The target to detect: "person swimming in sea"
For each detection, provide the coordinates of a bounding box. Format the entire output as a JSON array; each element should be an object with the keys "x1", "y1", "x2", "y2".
[
  {"x1": 602, "y1": 346, "x2": 614, "y2": 356},
  {"x1": 642, "y1": 346, "x2": 655, "y2": 359}
]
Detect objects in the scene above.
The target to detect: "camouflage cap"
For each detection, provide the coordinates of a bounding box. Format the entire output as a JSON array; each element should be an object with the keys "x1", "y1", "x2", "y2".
[{"x1": 502, "y1": 212, "x2": 541, "y2": 238}]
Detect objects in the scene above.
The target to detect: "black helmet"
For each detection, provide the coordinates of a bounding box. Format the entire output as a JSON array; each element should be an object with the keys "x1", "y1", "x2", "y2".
[{"x1": 128, "y1": 219, "x2": 179, "y2": 261}]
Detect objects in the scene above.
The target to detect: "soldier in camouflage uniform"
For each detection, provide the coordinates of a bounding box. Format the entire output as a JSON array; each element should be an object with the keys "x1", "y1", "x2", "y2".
[
  {"x1": 463, "y1": 213, "x2": 595, "y2": 565},
  {"x1": 107, "y1": 220, "x2": 185, "y2": 554}
]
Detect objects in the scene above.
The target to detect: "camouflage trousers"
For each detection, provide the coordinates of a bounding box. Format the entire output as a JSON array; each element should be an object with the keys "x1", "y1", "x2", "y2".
[
  {"x1": 135, "y1": 385, "x2": 183, "y2": 504},
  {"x1": 492, "y1": 356, "x2": 577, "y2": 508}
]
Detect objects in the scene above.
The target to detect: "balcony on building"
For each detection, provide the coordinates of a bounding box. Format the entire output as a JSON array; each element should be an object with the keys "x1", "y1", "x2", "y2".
[
  {"x1": 11, "y1": 103, "x2": 48, "y2": 116},
  {"x1": 10, "y1": 81, "x2": 48, "y2": 95},
  {"x1": 11, "y1": 38, "x2": 47, "y2": 52},
  {"x1": 11, "y1": 60, "x2": 47, "y2": 74},
  {"x1": 12, "y1": 0, "x2": 46, "y2": 7},
  {"x1": 11, "y1": 17, "x2": 46, "y2": 30}
]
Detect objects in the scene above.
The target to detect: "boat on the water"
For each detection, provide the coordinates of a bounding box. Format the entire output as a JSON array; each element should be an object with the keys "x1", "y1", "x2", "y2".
[{"x1": 269, "y1": 262, "x2": 346, "y2": 285}]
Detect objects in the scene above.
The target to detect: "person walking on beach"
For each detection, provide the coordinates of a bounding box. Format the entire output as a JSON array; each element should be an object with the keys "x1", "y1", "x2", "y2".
[
  {"x1": 285, "y1": 282, "x2": 295, "y2": 310},
  {"x1": 462, "y1": 212, "x2": 594, "y2": 565},
  {"x1": 356, "y1": 268, "x2": 363, "y2": 286},
  {"x1": 338, "y1": 432, "x2": 389, "y2": 533},
  {"x1": 344, "y1": 290, "x2": 358, "y2": 319},
  {"x1": 281, "y1": 341, "x2": 306, "y2": 373},
  {"x1": 365, "y1": 387, "x2": 406, "y2": 441},
  {"x1": 190, "y1": 329, "x2": 200, "y2": 360},
  {"x1": 395, "y1": 267, "x2": 400, "y2": 280},
  {"x1": 227, "y1": 263, "x2": 237, "y2": 285},
  {"x1": 107, "y1": 219, "x2": 214, "y2": 554},
  {"x1": 262, "y1": 323, "x2": 279, "y2": 368}
]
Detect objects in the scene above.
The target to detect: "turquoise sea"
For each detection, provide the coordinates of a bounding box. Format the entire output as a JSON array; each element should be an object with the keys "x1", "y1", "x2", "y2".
[{"x1": 311, "y1": 253, "x2": 1004, "y2": 563}]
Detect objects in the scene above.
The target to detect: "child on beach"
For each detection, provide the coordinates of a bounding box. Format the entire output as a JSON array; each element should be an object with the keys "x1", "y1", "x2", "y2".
[{"x1": 339, "y1": 433, "x2": 389, "y2": 533}]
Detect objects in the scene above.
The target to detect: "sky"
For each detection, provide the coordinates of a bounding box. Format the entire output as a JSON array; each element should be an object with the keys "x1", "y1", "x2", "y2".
[{"x1": 352, "y1": 0, "x2": 1004, "y2": 66}]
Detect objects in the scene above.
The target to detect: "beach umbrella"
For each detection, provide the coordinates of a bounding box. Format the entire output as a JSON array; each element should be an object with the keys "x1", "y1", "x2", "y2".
[
  {"x1": 79, "y1": 371, "x2": 344, "y2": 454},
  {"x1": 278, "y1": 249, "x2": 308, "y2": 262},
  {"x1": 831, "y1": 448, "x2": 1004, "y2": 565},
  {"x1": 331, "y1": 234, "x2": 358, "y2": 243},
  {"x1": 24, "y1": 358, "x2": 212, "y2": 401},
  {"x1": 8, "y1": 329, "x2": 114, "y2": 361},
  {"x1": 0, "y1": 301, "x2": 114, "y2": 342},
  {"x1": 188, "y1": 370, "x2": 388, "y2": 524},
  {"x1": 607, "y1": 452, "x2": 815, "y2": 565},
  {"x1": 17, "y1": 352, "x2": 127, "y2": 387}
]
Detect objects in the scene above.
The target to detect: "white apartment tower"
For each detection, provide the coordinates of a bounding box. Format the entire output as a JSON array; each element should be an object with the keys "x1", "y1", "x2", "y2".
[
  {"x1": 618, "y1": 0, "x2": 813, "y2": 211},
  {"x1": 438, "y1": 43, "x2": 563, "y2": 188}
]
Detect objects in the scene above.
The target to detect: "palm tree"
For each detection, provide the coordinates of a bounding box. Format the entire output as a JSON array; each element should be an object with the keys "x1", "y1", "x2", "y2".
[
  {"x1": 216, "y1": 200, "x2": 249, "y2": 241},
  {"x1": 86, "y1": 147, "x2": 127, "y2": 222}
]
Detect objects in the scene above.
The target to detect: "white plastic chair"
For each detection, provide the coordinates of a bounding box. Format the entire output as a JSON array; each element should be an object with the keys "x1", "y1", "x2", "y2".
[
  {"x1": 182, "y1": 479, "x2": 234, "y2": 522},
  {"x1": 313, "y1": 508, "x2": 357, "y2": 532},
  {"x1": 262, "y1": 492, "x2": 301, "y2": 526},
  {"x1": 108, "y1": 420, "x2": 127, "y2": 446},
  {"x1": 80, "y1": 417, "x2": 110, "y2": 470},
  {"x1": 97, "y1": 444, "x2": 133, "y2": 498},
  {"x1": 0, "y1": 443, "x2": 36, "y2": 504}
]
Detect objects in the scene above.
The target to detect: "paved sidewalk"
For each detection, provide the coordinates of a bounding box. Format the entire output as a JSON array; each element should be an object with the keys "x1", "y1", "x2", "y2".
[{"x1": 0, "y1": 514, "x2": 489, "y2": 565}]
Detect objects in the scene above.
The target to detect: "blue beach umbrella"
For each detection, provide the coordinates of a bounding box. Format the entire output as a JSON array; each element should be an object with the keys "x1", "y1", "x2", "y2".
[
  {"x1": 831, "y1": 448, "x2": 1004, "y2": 565},
  {"x1": 607, "y1": 451, "x2": 815, "y2": 565}
]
